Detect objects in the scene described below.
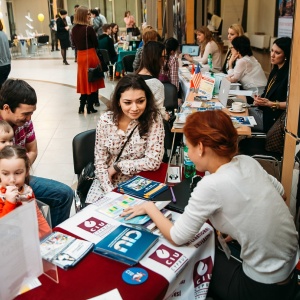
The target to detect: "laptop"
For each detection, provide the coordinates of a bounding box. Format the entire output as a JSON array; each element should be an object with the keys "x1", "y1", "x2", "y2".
[
  {"x1": 218, "y1": 77, "x2": 231, "y2": 108},
  {"x1": 181, "y1": 44, "x2": 200, "y2": 64},
  {"x1": 153, "y1": 178, "x2": 192, "y2": 213}
]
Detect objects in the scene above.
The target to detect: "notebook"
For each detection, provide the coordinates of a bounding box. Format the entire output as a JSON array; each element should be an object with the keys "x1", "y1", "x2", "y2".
[
  {"x1": 153, "y1": 178, "x2": 192, "y2": 213},
  {"x1": 218, "y1": 77, "x2": 231, "y2": 108}
]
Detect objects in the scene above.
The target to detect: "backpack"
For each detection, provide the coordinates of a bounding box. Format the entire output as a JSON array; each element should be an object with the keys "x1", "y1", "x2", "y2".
[{"x1": 93, "y1": 16, "x2": 103, "y2": 36}]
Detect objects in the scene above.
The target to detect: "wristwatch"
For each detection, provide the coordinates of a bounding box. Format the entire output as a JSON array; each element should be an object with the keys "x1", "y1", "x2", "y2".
[{"x1": 113, "y1": 161, "x2": 121, "y2": 173}]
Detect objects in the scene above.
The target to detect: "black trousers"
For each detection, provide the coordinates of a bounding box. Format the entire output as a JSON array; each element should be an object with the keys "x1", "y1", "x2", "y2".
[
  {"x1": 208, "y1": 248, "x2": 298, "y2": 300},
  {"x1": 0, "y1": 64, "x2": 11, "y2": 89}
]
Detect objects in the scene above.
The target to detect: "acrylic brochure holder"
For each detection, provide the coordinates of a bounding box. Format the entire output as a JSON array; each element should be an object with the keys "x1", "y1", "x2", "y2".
[
  {"x1": 37, "y1": 199, "x2": 59, "y2": 284},
  {"x1": 0, "y1": 201, "x2": 44, "y2": 299}
]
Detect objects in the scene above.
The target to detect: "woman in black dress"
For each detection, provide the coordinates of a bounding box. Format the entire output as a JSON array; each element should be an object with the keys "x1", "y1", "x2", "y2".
[{"x1": 56, "y1": 9, "x2": 70, "y2": 65}]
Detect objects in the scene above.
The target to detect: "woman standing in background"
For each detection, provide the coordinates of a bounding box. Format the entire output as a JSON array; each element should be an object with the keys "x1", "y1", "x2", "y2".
[
  {"x1": 124, "y1": 11, "x2": 135, "y2": 33},
  {"x1": 0, "y1": 20, "x2": 11, "y2": 89},
  {"x1": 72, "y1": 6, "x2": 105, "y2": 114},
  {"x1": 56, "y1": 9, "x2": 71, "y2": 65}
]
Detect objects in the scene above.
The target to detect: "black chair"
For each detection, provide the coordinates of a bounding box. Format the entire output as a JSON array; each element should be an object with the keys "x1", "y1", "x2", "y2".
[
  {"x1": 162, "y1": 82, "x2": 182, "y2": 163},
  {"x1": 37, "y1": 35, "x2": 50, "y2": 54},
  {"x1": 99, "y1": 49, "x2": 116, "y2": 79},
  {"x1": 122, "y1": 54, "x2": 135, "y2": 74},
  {"x1": 72, "y1": 129, "x2": 96, "y2": 179}
]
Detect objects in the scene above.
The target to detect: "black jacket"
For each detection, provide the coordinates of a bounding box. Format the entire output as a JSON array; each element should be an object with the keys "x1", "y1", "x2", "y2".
[{"x1": 98, "y1": 34, "x2": 117, "y2": 63}]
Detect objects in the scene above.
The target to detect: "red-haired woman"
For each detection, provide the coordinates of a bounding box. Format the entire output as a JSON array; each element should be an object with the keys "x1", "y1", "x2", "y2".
[{"x1": 121, "y1": 110, "x2": 298, "y2": 300}]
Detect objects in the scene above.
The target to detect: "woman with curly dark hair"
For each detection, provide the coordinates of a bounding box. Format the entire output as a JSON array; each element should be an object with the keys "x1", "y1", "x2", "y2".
[{"x1": 86, "y1": 74, "x2": 165, "y2": 203}]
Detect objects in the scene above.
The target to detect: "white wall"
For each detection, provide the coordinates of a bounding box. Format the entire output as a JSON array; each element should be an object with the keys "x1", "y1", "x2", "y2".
[
  {"x1": 247, "y1": 0, "x2": 276, "y2": 37},
  {"x1": 11, "y1": 0, "x2": 50, "y2": 37},
  {"x1": 0, "y1": 0, "x2": 10, "y2": 38}
]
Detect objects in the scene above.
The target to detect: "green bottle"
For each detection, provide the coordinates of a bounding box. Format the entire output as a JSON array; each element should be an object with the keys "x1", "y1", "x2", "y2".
[
  {"x1": 208, "y1": 53, "x2": 213, "y2": 70},
  {"x1": 184, "y1": 145, "x2": 196, "y2": 179}
]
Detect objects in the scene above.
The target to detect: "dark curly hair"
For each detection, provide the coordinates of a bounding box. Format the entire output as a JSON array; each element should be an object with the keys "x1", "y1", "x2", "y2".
[{"x1": 107, "y1": 74, "x2": 159, "y2": 137}]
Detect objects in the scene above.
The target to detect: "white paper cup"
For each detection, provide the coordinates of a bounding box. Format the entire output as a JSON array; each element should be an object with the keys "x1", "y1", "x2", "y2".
[{"x1": 231, "y1": 102, "x2": 243, "y2": 111}]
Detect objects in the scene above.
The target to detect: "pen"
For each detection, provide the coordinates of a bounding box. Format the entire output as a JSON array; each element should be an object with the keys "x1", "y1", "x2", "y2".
[{"x1": 170, "y1": 187, "x2": 176, "y2": 203}]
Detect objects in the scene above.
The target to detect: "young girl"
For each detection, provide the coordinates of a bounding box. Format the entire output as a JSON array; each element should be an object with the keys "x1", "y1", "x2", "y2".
[{"x1": 0, "y1": 145, "x2": 51, "y2": 239}]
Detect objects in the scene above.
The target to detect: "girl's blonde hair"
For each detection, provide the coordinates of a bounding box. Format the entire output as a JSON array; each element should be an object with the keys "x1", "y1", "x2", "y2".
[
  {"x1": 74, "y1": 6, "x2": 90, "y2": 25},
  {"x1": 229, "y1": 24, "x2": 244, "y2": 37}
]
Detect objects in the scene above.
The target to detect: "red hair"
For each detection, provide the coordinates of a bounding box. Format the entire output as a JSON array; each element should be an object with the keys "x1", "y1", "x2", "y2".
[{"x1": 183, "y1": 110, "x2": 238, "y2": 158}]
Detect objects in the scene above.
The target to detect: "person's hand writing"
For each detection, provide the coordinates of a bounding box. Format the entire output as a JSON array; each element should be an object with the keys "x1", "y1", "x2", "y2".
[
  {"x1": 254, "y1": 96, "x2": 272, "y2": 107},
  {"x1": 120, "y1": 202, "x2": 149, "y2": 220},
  {"x1": 5, "y1": 185, "x2": 19, "y2": 204}
]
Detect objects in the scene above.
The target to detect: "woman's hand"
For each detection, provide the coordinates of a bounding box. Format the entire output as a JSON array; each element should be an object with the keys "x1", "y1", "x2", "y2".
[
  {"x1": 183, "y1": 54, "x2": 193, "y2": 62},
  {"x1": 120, "y1": 202, "x2": 151, "y2": 220},
  {"x1": 107, "y1": 165, "x2": 118, "y2": 182},
  {"x1": 65, "y1": 26, "x2": 69, "y2": 31},
  {"x1": 5, "y1": 186, "x2": 19, "y2": 204},
  {"x1": 228, "y1": 53, "x2": 238, "y2": 68},
  {"x1": 254, "y1": 96, "x2": 272, "y2": 107}
]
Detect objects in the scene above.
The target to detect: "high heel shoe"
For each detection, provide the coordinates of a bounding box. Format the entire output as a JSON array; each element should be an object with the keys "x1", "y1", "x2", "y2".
[
  {"x1": 63, "y1": 61, "x2": 70, "y2": 65},
  {"x1": 87, "y1": 109, "x2": 98, "y2": 114}
]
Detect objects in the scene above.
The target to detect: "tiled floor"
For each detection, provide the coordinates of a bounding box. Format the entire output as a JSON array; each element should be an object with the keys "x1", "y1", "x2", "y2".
[{"x1": 10, "y1": 51, "x2": 116, "y2": 189}]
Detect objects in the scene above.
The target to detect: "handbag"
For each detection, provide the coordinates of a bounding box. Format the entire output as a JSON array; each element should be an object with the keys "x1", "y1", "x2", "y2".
[
  {"x1": 132, "y1": 25, "x2": 140, "y2": 36},
  {"x1": 76, "y1": 125, "x2": 138, "y2": 210},
  {"x1": 86, "y1": 26, "x2": 105, "y2": 83},
  {"x1": 88, "y1": 65, "x2": 104, "y2": 82},
  {"x1": 265, "y1": 111, "x2": 286, "y2": 154}
]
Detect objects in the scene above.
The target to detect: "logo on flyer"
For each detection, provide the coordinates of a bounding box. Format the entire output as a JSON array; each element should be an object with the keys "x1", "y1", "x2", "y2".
[
  {"x1": 78, "y1": 217, "x2": 107, "y2": 233},
  {"x1": 149, "y1": 244, "x2": 188, "y2": 273},
  {"x1": 193, "y1": 256, "x2": 213, "y2": 299}
]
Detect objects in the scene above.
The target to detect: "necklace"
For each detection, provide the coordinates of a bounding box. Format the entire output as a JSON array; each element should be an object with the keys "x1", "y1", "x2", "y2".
[{"x1": 265, "y1": 74, "x2": 277, "y2": 97}]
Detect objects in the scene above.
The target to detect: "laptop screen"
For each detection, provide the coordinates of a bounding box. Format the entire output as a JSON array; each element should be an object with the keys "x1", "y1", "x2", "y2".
[
  {"x1": 181, "y1": 45, "x2": 200, "y2": 57},
  {"x1": 218, "y1": 78, "x2": 231, "y2": 108}
]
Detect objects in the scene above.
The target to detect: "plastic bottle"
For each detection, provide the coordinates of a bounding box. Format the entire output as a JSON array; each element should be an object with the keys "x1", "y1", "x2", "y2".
[
  {"x1": 184, "y1": 145, "x2": 196, "y2": 179},
  {"x1": 208, "y1": 53, "x2": 213, "y2": 70},
  {"x1": 132, "y1": 41, "x2": 136, "y2": 51}
]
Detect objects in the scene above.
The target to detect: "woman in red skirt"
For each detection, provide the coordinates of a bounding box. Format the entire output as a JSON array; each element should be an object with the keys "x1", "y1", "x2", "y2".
[{"x1": 72, "y1": 6, "x2": 105, "y2": 114}]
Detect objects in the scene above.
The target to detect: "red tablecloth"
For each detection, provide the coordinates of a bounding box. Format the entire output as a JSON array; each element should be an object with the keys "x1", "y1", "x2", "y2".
[{"x1": 15, "y1": 164, "x2": 171, "y2": 300}]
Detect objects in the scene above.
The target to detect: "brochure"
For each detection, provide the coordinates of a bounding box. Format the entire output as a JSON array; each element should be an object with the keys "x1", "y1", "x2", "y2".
[
  {"x1": 40, "y1": 232, "x2": 94, "y2": 270},
  {"x1": 118, "y1": 175, "x2": 168, "y2": 199},
  {"x1": 94, "y1": 191, "x2": 170, "y2": 225},
  {"x1": 230, "y1": 116, "x2": 257, "y2": 127},
  {"x1": 94, "y1": 224, "x2": 159, "y2": 265}
]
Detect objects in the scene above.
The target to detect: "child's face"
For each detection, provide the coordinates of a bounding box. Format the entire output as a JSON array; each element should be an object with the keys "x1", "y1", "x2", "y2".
[
  {"x1": 0, "y1": 129, "x2": 14, "y2": 150},
  {"x1": 0, "y1": 158, "x2": 27, "y2": 188}
]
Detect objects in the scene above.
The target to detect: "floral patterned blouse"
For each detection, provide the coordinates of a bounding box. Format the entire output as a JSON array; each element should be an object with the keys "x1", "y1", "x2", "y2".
[{"x1": 86, "y1": 111, "x2": 165, "y2": 203}]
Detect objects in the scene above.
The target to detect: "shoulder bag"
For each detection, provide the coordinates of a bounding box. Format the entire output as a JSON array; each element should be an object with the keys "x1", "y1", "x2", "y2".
[
  {"x1": 85, "y1": 26, "x2": 105, "y2": 82},
  {"x1": 265, "y1": 111, "x2": 286, "y2": 154},
  {"x1": 76, "y1": 124, "x2": 139, "y2": 211}
]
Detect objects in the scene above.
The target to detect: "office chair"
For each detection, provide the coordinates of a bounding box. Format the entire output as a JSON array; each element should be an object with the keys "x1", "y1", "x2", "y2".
[
  {"x1": 72, "y1": 129, "x2": 96, "y2": 179},
  {"x1": 72, "y1": 129, "x2": 96, "y2": 212},
  {"x1": 37, "y1": 35, "x2": 50, "y2": 54},
  {"x1": 99, "y1": 49, "x2": 116, "y2": 80},
  {"x1": 122, "y1": 54, "x2": 135, "y2": 74}
]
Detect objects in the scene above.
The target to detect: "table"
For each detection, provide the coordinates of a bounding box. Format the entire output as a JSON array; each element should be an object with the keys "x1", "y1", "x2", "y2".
[
  {"x1": 172, "y1": 91, "x2": 251, "y2": 136},
  {"x1": 16, "y1": 163, "x2": 215, "y2": 300},
  {"x1": 115, "y1": 49, "x2": 137, "y2": 73}
]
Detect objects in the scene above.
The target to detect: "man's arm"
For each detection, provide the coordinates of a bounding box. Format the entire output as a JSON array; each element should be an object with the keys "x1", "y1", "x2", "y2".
[{"x1": 25, "y1": 140, "x2": 38, "y2": 164}]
